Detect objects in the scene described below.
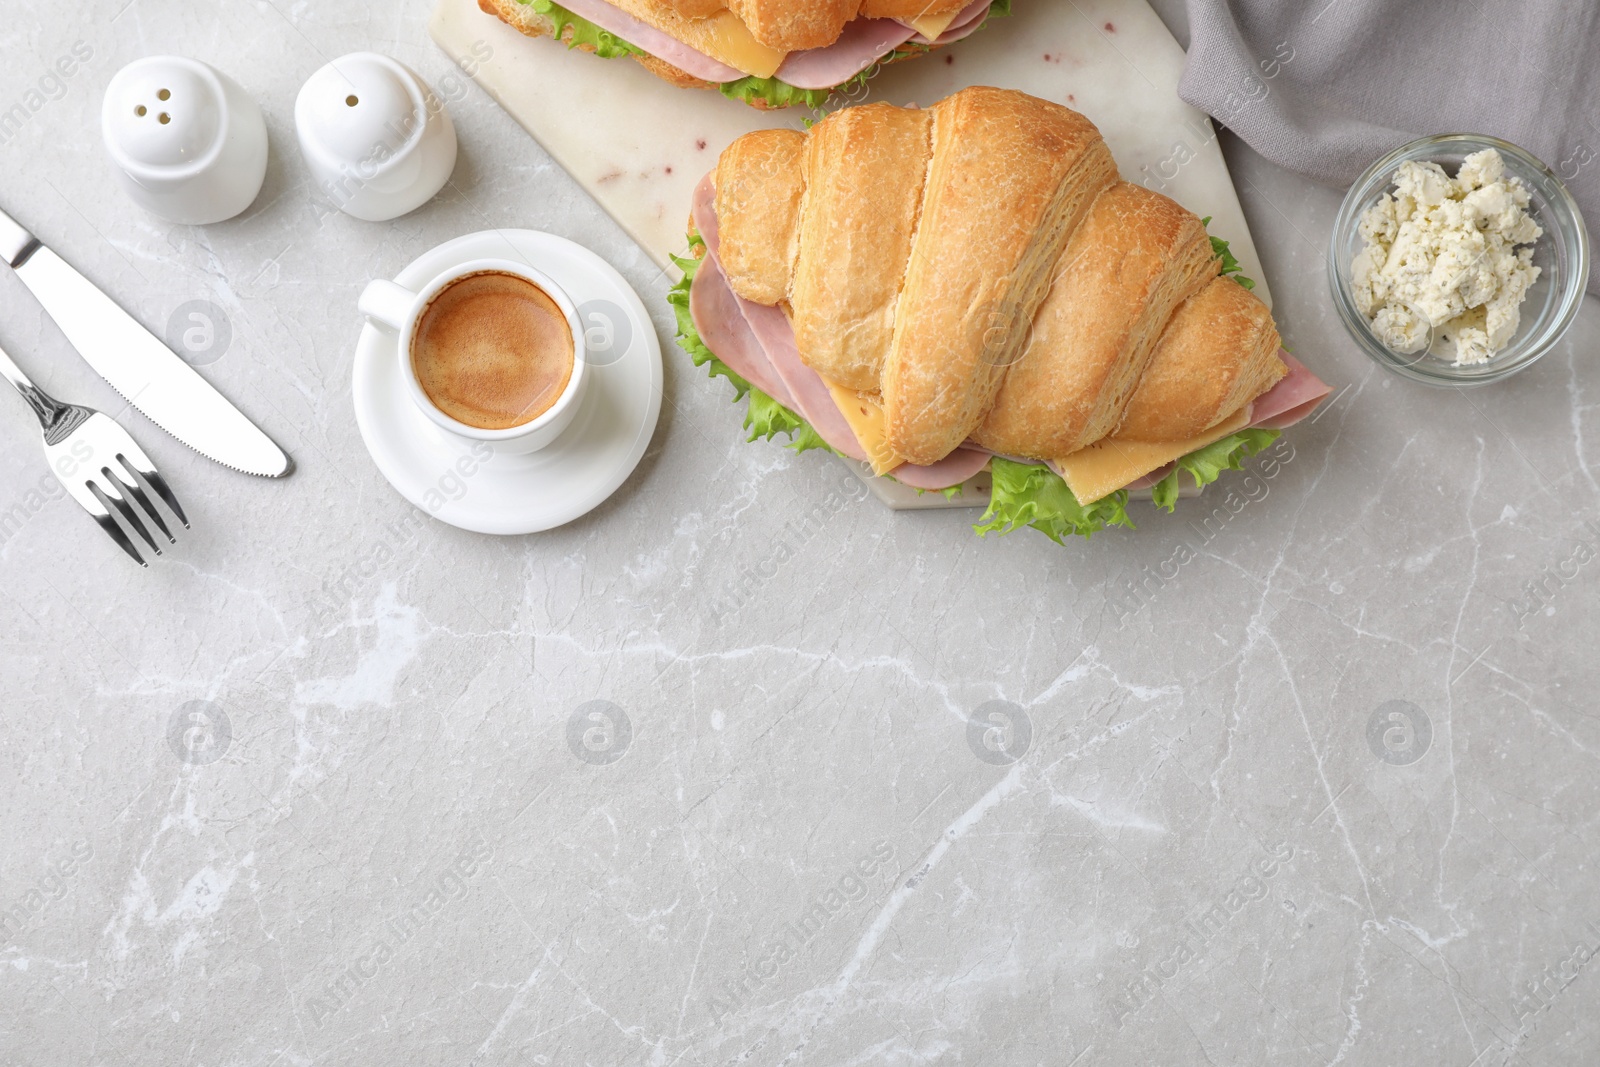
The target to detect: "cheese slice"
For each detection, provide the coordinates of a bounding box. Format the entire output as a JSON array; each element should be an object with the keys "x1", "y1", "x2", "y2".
[
  {"x1": 612, "y1": 2, "x2": 788, "y2": 77},
  {"x1": 903, "y1": 9, "x2": 961, "y2": 38},
  {"x1": 1052, "y1": 407, "x2": 1254, "y2": 506},
  {"x1": 820, "y1": 375, "x2": 903, "y2": 475},
  {"x1": 688, "y1": 11, "x2": 788, "y2": 77}
]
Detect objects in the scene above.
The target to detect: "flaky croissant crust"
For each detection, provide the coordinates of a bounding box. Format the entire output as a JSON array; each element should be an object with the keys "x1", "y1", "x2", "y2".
[
  {"x1": 713, "y1": 86, "x2": 1285, "y2": 467},
  {"x1": 669, "y1": 0, "x2": 975, "y2": 50}
]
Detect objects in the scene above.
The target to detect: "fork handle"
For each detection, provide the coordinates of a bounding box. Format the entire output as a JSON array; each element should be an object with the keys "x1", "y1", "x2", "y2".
[{"x1": 0, "y1": 342, "x2": 71, "y2": 431}]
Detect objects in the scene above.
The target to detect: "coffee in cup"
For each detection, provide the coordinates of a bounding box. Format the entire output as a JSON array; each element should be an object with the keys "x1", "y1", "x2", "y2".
[
  {"x1": 410, "y1": 270, "x2": 575, "y2": 431},
  {"x1": 359, "y1": 256, "x2": 590, "y2": 455}
]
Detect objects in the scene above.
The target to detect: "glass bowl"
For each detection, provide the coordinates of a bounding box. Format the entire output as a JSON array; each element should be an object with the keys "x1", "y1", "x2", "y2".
[{"x1": 1327, "y1": 133, "x2": 1589, "y2": 386}]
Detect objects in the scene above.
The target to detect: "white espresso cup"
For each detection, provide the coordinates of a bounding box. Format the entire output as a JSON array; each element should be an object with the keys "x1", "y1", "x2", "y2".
[{"x1": 359, "y1": 259, "x2": 587, "y2": 454}]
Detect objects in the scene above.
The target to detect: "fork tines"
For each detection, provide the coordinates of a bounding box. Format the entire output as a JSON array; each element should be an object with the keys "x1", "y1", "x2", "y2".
[{"x1": 82, "y1": 444, "x2": 189, "y2": 567}]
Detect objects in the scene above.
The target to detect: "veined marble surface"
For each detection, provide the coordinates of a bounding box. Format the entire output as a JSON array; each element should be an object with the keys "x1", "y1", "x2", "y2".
[{"x1": 2, "y1": 1, "x2": 1598, "y2": 1065}]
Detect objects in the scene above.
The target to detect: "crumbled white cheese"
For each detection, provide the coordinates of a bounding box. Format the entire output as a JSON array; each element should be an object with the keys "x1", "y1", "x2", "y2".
[{"x1": 1350, "y1": 149, "x2": 1542, "y2": 365}]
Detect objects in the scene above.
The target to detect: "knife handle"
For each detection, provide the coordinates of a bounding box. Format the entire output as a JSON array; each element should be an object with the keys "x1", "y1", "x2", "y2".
[{"x1": 0, "y1": 206, "x2": 40, "y2": 269}]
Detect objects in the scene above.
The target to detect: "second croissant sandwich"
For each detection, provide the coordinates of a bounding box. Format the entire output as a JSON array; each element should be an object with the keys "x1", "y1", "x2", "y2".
[
  {"x1": 671, "y1": 87, "x2": 1332, "y2": 543},
  {"x1": 479, "y1": 0, "x2": 1011, "y2": 108}
]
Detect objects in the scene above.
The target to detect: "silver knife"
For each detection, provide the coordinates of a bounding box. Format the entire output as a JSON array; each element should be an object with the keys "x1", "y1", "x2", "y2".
[{"x1": 0, "y1": 205, "x2": 292, "y2": 478}]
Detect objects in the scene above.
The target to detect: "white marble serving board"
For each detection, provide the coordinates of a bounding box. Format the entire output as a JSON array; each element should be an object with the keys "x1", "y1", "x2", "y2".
[{"x1": 430, "y1": 0, "x2": 1266, "y2": 510}]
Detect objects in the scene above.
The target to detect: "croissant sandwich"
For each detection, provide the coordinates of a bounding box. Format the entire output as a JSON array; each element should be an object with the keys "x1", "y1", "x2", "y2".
[
  {"x1": 669, "y1": 87, "x2": 1333, "y2": 543},
  {"x1": 480, "y1": 0, "x2": 1011, "y2": 108}
]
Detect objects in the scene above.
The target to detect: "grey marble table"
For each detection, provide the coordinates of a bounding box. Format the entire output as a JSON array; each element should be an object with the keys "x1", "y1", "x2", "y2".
[{"x1": 2, "y1": 2, "x2": 1597, "y2": 1065}]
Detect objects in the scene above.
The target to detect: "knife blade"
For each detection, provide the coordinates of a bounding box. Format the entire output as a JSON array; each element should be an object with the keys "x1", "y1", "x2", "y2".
[{"x1": 0, "y1": 206, "x2": 292, "y2": 478}]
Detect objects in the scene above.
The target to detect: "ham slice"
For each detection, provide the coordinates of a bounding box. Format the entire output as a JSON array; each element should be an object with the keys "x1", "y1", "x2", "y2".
[
  {"x1": 1124, "y1": 464, "x2": 1175, "y2": 491},
  {"x1": 891, "y1": 448, "x2": 992, "y2": 490},
  {"x1": 1251, "y1": 351, "x2": 1332, "y2": 429},
  {"x1": 777, "y1": 0, "x2": 994, "y2": 90},
  {"x1": 774, "y1": 19, "x2": 919, "y2": 90},
  {"x1": 689, "y1": 176, "x2": 795, "y2": 406},
  {"x1": 1256, "y1": 397, "x2": 1326, "y2": 430},
  {"x1": 691, "y1": 173, "x2": 723, "y2": 252},
  {"x1": 689, "y1": 251, "x2": 797, "y2": 409},
  {"x1": 554, "y1": 0, "x2": 746, "y2": 82},
  {"x1": 736, "y1": 300, "x2": 867, "y2": 460},
  {"x1": 927, "y1": 14, "x2": 990, "y2": 46},
  {"x1": 691, "y1": 173, "x2": 868, "y2": 461},
  {"x1": 910, "y1": 0, "x2": 993, "y2": 44}
]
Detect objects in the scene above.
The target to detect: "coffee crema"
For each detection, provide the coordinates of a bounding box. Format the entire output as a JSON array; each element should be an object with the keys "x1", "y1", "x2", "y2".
[{"x1": 411, "y1": 271, "x2": 575, "y2": 430}]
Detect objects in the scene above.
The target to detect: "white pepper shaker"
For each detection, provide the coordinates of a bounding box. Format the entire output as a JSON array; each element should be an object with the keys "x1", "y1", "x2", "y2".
[
  {"x1": 101, "y1": 56, "x2": 269, "y2": 225},
  {"x1": 294, "y1": 53, "x2": 457, "y2": 223}
]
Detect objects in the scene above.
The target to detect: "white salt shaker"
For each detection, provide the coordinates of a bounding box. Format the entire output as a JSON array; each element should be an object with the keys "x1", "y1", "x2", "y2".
[
  {"x1": 101, "y1": 56, "x2": 269, "y2": 225},
  {"x1": 294, "y1": 53, "x2": 457, "y2": 223}
]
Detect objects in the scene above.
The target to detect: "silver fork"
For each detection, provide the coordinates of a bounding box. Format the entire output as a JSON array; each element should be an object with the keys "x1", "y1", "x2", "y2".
[{"x1": 0, "y1": 341, "x2": 187, "y2": 566}]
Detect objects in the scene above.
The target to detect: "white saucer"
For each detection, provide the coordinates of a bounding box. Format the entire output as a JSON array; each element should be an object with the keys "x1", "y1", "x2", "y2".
[{"x1": 352, "y1": 229, "x2": 663, "y2": 535}]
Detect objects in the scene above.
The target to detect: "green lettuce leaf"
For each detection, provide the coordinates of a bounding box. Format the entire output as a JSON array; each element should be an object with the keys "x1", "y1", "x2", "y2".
[
  {"x1": 1150, "y1": 468, "x2": 1182, "y2": 511},
  {"x1": 1199, "y1": 216, "x2": 1255, "y2": 291},
  {"x1": 742, "y1": 387, "x2": 799, "y2": 441},
  {"x1": 743, "y1": 388, "x2": 837, "y2": 456},
  {"x1": 669, "y1": 238, "x2": 838, "y2": 457},
  {"x1": 719, "y1": 35, "x2": 936, "y2": 110},
  {"x1": 1150, "y1": 428, "x2": 1281, "y2": 512},
  {"x1": 910, "y1": 484, "x2": 971, "y2": 500},
  {"x1": 784, "y1": 422, "x2": 837, "y2": 456},
  {"x1": 975, "y1": 458, "x2": 1134, "y2": 544},
  {"x1": 667, "y1": 241, "x2": 750, "y2": 397},
  {"x1": 719, "y1": 77, "x2": 834, "y2": 111},
  {"x1": 522, "y1": 0, "x2": 643, "y2": 58}
]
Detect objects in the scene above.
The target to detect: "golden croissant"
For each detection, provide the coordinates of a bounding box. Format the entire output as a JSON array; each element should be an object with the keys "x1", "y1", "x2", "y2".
[
  {"x1": 674, "y1": 86, "x2": 1331, "y2": 540},
  {"x1": 480, "y1": 0, "x2": 1011, "y2": 108}
]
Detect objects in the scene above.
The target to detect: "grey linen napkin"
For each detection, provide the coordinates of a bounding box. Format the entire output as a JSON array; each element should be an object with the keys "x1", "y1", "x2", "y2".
[{"x1": 1175, "y1": 0, "x2": 1600, "y2": 294}]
